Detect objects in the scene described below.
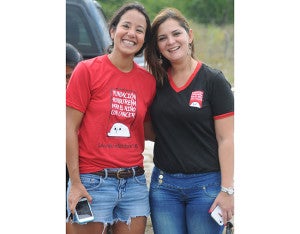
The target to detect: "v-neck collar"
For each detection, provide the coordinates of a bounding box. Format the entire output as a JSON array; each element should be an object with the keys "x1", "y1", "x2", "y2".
[{"x1": 167, "y1": 61, "x2": 202, "y2": 92}]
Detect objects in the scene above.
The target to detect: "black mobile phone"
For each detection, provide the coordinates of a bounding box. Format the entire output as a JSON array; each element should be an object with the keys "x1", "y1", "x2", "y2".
[{"x1": 75, "y1": 197, "x2": 94, "y2": 224}]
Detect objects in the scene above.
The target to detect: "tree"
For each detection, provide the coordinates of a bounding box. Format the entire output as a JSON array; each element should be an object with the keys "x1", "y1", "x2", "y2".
[
  {"x1": 185, "y1": 0, "x2": 234, "y2": 25},
  {"x1": 99, "y1": 0, "x2": 234, "y2": 25}
]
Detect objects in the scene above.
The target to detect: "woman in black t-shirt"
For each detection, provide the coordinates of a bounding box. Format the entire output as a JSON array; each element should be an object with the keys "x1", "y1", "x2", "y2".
[{"x1": 145, "y1": 7, "x2": 234, "y2": 234}]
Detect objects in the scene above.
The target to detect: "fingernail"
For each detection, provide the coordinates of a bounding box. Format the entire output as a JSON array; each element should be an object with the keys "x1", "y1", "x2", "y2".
[{"x1": 208, "y1": 209, "x2": 212, "y2": 213}]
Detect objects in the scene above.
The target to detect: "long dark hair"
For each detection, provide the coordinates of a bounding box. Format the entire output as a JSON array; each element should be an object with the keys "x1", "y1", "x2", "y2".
[
  {"x1": 107, "y1": 2, "x2": 151, "y2": 57},
  {"x1": 145, "y1": 8, "x2": 195, "y2": 87}
]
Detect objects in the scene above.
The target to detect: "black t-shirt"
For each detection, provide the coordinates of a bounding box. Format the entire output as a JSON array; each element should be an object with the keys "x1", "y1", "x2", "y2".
[{"x1": 150, "y1": 62, "x2": 234, "y2": 173}]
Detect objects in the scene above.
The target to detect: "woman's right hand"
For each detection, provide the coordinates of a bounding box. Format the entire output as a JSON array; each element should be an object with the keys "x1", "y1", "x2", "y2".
[{"x1": 68, "y1": 182, "x2": 92, "y2": 214}]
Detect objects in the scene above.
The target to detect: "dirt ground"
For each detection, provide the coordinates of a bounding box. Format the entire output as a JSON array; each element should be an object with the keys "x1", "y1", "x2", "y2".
[{"x1": 143, "y1": 141, "x2": 155, "y2": 234}]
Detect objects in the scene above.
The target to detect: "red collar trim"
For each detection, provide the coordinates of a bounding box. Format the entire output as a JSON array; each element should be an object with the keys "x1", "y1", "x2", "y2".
[{"x1": 168, "y1": 61, "x2": 202, "y2": 92}]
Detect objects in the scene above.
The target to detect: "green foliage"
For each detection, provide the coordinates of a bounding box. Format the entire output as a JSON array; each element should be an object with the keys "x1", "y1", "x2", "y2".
[
  {"x1": 100, "y1": 0, "x2": 178, "y2": 21},
  {"x1": 99, "y1": 0, "x2": 124, "y2": 21},
  {"x1": 99, "y1": 0, "x2": 233, "y2": 24},
  {"x1": 185, "y1": 0, "x2": 234, "y2": 25}
]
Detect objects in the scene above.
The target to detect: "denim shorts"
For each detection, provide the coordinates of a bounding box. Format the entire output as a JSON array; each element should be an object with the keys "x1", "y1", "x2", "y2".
[
  {"x1": 149, "y1": 166, "x2": 224, "y2": 234},
  {"x1": 66, "y1": 170, "x2": 150, "y2": 226}
]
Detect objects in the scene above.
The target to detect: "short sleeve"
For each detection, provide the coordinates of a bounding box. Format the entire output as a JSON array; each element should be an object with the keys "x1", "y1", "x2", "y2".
[
  {"x1": 66, "y1": 61, "x2": 91, "y2": 113},
  {"x1": 210, "y1": 71, "x2": 234, "y2": 119}
]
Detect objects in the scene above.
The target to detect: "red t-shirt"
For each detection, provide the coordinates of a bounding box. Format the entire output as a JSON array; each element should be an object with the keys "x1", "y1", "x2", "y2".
[{"x1": 66, "y1": 55, "x2": 156, "y2": 173}]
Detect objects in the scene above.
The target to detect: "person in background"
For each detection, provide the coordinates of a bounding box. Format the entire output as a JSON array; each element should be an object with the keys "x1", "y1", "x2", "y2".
[
  {"x1": 145, "y1": 7, "x2": 234, "y2": 234},
  {"x1": 66, "y1": 3, "x2": 155, "y2": 234},
  {"x1": 66, "y1": 43, "x2": 83, "y2": 88},
  {"x1": 66, "y1": 42, "x2": 83, "y2": 234}
]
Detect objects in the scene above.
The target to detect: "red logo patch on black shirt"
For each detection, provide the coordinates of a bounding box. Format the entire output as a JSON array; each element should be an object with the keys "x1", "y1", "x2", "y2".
[{"x1": 189, "y1": 91, "x2": 204, "y2": 108}]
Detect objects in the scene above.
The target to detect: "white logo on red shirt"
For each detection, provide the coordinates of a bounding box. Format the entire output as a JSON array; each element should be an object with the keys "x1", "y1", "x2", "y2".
[{"x1": 107, "y1": 89, "x2": 137, "y2": 137}]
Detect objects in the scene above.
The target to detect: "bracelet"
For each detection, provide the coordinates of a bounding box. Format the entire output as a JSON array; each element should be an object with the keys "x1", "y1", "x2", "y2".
[{"x1": 221, "y1": 186, "x2": 234, "y2": 195}]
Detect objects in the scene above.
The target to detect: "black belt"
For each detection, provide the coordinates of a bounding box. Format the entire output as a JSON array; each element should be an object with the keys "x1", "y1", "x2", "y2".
[{"x1": 91, "y1": 166, "x2": 144, "y2": 179}]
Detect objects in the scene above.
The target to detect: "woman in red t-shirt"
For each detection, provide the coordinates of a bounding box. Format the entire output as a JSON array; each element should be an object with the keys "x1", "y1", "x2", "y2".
[{"x1": 66, "y1": 3, "x2": 156, "y2": 234}]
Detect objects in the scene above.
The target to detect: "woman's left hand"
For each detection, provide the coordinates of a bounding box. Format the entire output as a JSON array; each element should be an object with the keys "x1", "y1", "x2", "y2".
[{"x1": 209, "y1": 192, "x2": 234, "y2": 224}]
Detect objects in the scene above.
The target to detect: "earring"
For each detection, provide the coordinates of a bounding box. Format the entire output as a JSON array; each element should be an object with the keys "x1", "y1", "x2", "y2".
[
  {"x1": 188, "y1": 43, "x2": 192, "y2": 56},
  {"x1": 158, "y1": 53, "x2": 162, "y2": 65}
]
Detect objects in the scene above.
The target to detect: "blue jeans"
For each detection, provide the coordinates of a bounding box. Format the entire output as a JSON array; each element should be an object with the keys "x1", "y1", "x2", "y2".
[
  {"x1": 67, "y1": 170, "x2": 150, "y2": 225},
  {"x1": 149, "y1": 166, "x2": 224, "y2": 234}
]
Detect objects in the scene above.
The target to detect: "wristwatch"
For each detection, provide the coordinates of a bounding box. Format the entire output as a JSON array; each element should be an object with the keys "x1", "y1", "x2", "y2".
[{"x1": 221, "y1": 186, "x2": 234, "y2": 195}]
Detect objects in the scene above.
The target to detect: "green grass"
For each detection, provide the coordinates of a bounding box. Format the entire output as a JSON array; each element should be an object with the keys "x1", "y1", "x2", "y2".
[{"x1": 191, "y1": 22, "x2": 234, "y2": 86}]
